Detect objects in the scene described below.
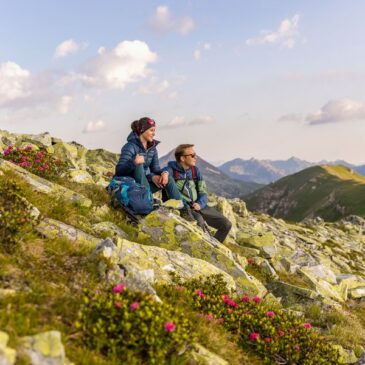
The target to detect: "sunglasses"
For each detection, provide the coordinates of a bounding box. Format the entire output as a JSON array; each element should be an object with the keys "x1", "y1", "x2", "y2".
[{"x1": 183, "y1": 153, "x2": 197, "y2": 158}]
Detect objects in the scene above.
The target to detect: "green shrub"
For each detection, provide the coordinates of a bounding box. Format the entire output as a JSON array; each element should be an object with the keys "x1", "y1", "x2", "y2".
[
  {"x1": 171, "y1": 275, "x2": 344, "y2": 365},
  {"x1": 2, "y1": 144, "x2": 68, "y2": 180},
  {"x1": 0, "y1": 179, "x2": 38, "y2": 252},
  {"x1": 76, "y1": 284, "x2": 194, "y2": 364}
]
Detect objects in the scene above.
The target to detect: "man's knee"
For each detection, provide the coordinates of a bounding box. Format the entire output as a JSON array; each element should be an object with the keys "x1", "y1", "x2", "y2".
[{"x1": 222, "y1": 217, "x2": 232, "y2": 231}]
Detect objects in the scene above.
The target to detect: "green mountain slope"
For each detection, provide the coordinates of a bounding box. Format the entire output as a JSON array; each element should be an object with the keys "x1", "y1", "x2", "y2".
[{"x1": 245, "y1": 165, "x2": 365, "y2": 221}]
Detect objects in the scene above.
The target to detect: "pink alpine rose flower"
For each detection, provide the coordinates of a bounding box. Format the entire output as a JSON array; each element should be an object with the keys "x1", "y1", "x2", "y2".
[
  {"x1": 303, "y1": 322, "x2": 312, "y2": 329},
  {"x1": 277, "y1": 329, "x2": 285, "y2": 337},
  {"x1": 241, "y1": 295, "x2": 250, "y2": 302},
  {"x1": 249, "y1": 332, "x2": 260, "y2": 342},
  {"x1": 164, "y1": 321, "x2": 176, "y2": 332},
  {"x1": 195, "y1": 289, "x2": 206, "y2": 298},
  {"x1": 112, "y1": 283, "x2": 126, "y2": 294},
  {"x1": 266, "y1": 311, "x2": 275, "y2": 318},
  {"x1": 252, "y1": 296, "x2": 262, "y2": 303},
  {"x1": 130, "y1": 302, "x2": 140, "y2": 311}
]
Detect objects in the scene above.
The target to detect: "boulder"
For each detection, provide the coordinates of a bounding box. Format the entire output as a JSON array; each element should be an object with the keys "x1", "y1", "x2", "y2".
[
  {"x1": 68, "y1": 170, "x2": 94, "y2": 184},
  {"x1": 0, "y1": 159, "x2": 91, "y2": 208},
  {"x1": 139, "y1": 209, "x2": 267, "y2": 296},
  {"x1": 37, "y1": 218, "x2": 99, "y2": 246},
  {"x1": 20, "y1": 331, "x2": 73, "y2": 365},
  {"x1": 0, "y1": 332, "x2": 16, "y2": 365}
]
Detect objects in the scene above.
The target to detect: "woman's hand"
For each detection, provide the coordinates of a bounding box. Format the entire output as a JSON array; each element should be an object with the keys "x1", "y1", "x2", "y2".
[
  {"x1": 152, "y1": 175, "x2": 163, "y2": 188},
  {"x1": 134, "y1": 154, "x2": 145, "y2": 165},
  {"x1": 192, "y1": 202, "x2": 201, "y2": 211},
  {"x1": 160, "y1": 172, "x2": 169, "y2": 186}
]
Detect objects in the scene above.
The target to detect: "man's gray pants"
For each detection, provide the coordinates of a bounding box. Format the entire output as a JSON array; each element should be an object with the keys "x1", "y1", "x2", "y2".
[{"x1": 191, "y1": 206, "x2": 232, "y2": 243}]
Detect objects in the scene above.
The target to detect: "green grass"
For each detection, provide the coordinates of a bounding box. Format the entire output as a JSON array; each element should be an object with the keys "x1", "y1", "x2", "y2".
[{"x1": 246, "y1": 165, "x2": 365, "y2": 221}]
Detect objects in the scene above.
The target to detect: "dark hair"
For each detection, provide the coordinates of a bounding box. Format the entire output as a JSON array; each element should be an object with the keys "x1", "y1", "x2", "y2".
[
  {"x1": 131, "y1": 117, "x2": 156, "y2": 135},
  {"x1": 175, "y1": 144, "x2": 194, "y2": 162}
]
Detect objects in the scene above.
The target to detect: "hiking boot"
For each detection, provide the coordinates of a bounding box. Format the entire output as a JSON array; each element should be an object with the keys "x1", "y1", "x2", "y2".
[{"x1": 179, "y1": 206, "x2": 195, "y2": 222}]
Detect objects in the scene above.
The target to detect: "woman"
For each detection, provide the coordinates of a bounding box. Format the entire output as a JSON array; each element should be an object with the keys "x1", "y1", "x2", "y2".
[{"x1": 115, "y1": 117, "x2": 182, "y2": 201}]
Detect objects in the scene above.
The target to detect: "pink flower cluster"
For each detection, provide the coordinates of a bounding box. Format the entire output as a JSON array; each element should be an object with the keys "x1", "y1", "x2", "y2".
[
  {"x1": 252, "y1": 296, "x2": 262, "y2": 303},
  {"x1": 303, "y1": 322, "x2": 312, "y2": 329},
  {"x1": 266, "y1": 311, "x2": 275, "y2": 318},
  {"x1": 240, "y1": 295, "x2": 250, "y2": 302},
  {"x1": 112, "y1": 283, "x2": 126, "y2": 294},
  {"x1": 222, "y1": 294, "x2": 238, "y2": 308},
  {"x1": 195, "y1": 289, "x2": 206, "y2": 298},
  {"x1": 130, "y1": 302, "x2": 140, "y2": 311},
  {"x1": 249, "y1": 332, "x2": 260, "y2": 342}
]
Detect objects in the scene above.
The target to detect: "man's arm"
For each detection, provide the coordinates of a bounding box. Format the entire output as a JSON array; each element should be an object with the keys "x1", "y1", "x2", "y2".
[{"x1": 195, "y1": 167, "x2": 208, "y2": 209}]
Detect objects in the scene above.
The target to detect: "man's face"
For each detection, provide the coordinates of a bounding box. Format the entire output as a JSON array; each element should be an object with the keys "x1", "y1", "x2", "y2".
[{"x1": 181, "y1": 147, "x2": 197, "y2": 167}]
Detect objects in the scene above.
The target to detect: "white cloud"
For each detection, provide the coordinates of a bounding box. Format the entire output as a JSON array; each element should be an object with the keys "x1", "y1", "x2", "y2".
[
  {"x1": 138, "y1": 77, "x2": 169, "y2": 94},
  {"x1": 277, "y1": 113, "x2": 304, "y2": 123},
  {"x1": 189, "y1": 116, "x2": 214, "y2": 126},
  {"x1": 246, "y1": 14, "x2": 300, "y2": 48},
  {"x1": 194, "y1": 42, "x2": 212, "y2": 61},
  {"x1": 162, "y1": 115, "x2": 214, "y2": 129},
  {"x1": 79, "y1": 40, "x2": 157, "y2": 89},
  {"x1": 58, "y1": 95, "x2": 73, "y2": 114},
  {"x1": 149, "y1": 5, "x2": 194, "y2": 35},
  {"x1": 177, "y1": 17, "x2": 195, "y2": 35},
  {"x1": 194, "y1": 49, "x2": 201, "y2": 61},
  {"x1": 305, "y1": 98, "x2": 365, "y2": 125},
  {"x1": 0, "y1": 62, "x2": 32, "y2": 104},
  {"x1": 54, "y1": 39, "x2": 87, "y2": 58},
  {"x1": 83, "y1": 119, "x2": 106, "y2": 133}
]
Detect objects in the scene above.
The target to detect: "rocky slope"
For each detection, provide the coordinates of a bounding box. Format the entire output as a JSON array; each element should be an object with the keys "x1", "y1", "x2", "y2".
[
  {"x1": 245, "y1": 164, "x2": 365, "y2": 222},
  {"x1": 1, "y1": 130, "x2": 365, "y2": 364}
]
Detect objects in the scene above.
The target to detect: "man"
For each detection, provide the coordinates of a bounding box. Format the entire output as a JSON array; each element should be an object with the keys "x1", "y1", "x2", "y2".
[{"x1": 163, "y1": 144, "x2": 232, "y2": 243}]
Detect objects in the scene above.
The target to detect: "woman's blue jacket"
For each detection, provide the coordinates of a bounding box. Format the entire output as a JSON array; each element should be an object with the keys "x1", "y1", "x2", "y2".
[{"x1": 114, "y1": 132, "x2": 162, "y2": 181}]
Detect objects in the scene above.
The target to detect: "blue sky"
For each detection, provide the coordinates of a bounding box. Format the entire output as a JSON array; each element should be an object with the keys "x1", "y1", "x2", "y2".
[{"x1": 1, "y1": 0, "x2": 365, "y2": 164}]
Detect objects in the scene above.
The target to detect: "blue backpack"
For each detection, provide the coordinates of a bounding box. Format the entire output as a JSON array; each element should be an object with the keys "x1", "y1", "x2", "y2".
[{"x1": 107, "y1": 176, "x2": 154, "y2": 215}]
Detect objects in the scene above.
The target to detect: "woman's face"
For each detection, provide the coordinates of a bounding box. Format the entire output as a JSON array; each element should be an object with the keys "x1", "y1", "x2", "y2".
[{"x1": 141, "y1": 127, "x2": 156, "y2": 142}]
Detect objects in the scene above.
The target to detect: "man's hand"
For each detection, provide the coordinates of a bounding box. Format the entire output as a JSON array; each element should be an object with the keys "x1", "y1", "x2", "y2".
[
  {"x1": 152, "y1": 175, "x2": 163, "y2": 188},
  {"x1": 160, "y1": 172, "x2": 169, "y2": 186},
  {"x1": 134, "y1": 154, "x2": 145, "y2": 165},
  {"x1": 192, "y1": 202, "x2": 201, "y2": 211}
]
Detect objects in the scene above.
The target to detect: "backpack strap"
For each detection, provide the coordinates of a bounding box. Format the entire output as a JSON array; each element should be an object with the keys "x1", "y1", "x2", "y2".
[
  {"x1": 173, "y1": 169, "x2": 179, "y2": 181},
  {"x1": 191, "y1": 166, "x2": 197, "y2": 180}
]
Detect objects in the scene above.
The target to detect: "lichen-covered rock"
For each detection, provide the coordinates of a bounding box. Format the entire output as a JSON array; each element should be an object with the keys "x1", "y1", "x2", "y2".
[
  {"x1": 237, "y1": 232, "x2": 278, "y2": 258},
  {"x1": 0, "y1": 159, "x2": 91, "y2": 208},
  {"x1": 0, "y1": 289, "x2": 16, "y2": 298},
  {"x1": 37, "y1": 218, "x2": 99, "y2": 246},
  {"x1": 68, "y1": 170, "x2": 94, "y2": 184},
  {"x1": 229, "y1": 198, "x2": 248, "y2": 218},
  {"x1": 95, "y1": 238, "x2": 238, "y2": 299},
  {"x1": 139, "y1": 209, "x2": 267, "y2": 296},
  {"x1": 20, "y1": 331, "x2": 73, "y2": 365},
  {"x1": 216, "y1": 197, "x2": 238, "y2": 240},
  {"x1": 189, "y1": 343, "x2": 228, "y2": 365},
  {"x1": 0, "y1": 331, "x2": 16, "y2": 365},
  {"x1": 92, "y1": 221, "x2": 128, "y2": 239},
  {"x1": 162, "y1": 199, "x2": 184, "y2": 209}
]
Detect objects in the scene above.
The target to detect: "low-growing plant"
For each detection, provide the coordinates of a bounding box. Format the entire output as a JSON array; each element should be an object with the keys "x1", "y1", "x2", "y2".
[
  {"x1": 170, "y1": 274, "x2": 344, "y2": 365},
  {"x1": 2, "y1": 144, "x2": 68, "y2": 180},
  {"x1": 76, "y1": 284, "x2": 194, "y2": 364},
  {"x1": 0, "y1": 179, "x2": 38, "y2": 252}
]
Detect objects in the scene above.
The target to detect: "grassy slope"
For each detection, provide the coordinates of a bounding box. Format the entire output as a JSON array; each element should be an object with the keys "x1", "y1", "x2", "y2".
[
  {"x1": 245, "y1": 165, "x2": 365, "y2": 221},
  {"x1": 0, "y1": 170, "x2": 260, "y2": 365}
]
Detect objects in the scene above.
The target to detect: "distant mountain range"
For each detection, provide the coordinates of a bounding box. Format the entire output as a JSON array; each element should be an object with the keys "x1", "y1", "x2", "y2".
[
  {"x1": 245, "y1": 164, "x2": 365, "y2": 222},
  {"x1": 159, "y1": 150, "x2": 262, "y2": 198},
  {"x1": 219, "y1": 157, "x2": 365, "y2": 185}
]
